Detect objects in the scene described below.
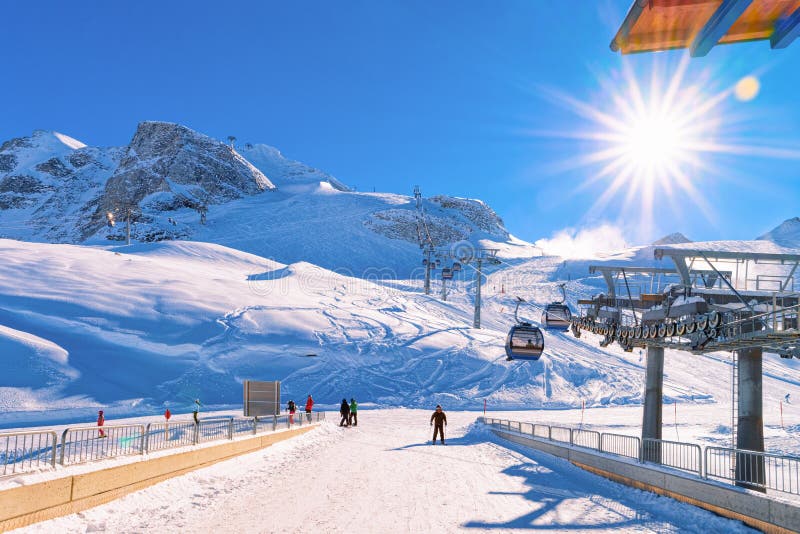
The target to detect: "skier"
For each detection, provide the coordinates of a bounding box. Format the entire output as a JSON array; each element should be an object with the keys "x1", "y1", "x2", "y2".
[
  {"x1": 164, "y1": 408, "x2": 171, "y2": 421},
  {"x1": 349, "y1": 398, "x2": 358, "y2": 426},
  {"x1": 305, "y1": 395, "x2": 314, "y2": 422},
  {"x1": 97, "y1": 410, "x2": 106, "y2": 438},
  {"x1": 287, "y1": 399, "x2": 297, "y2": 425},
  {"x1": 193, "y1": 399, "x2": 202, "y2": 425},
  {"x1": 430, "y1": 404, "x2": 447, "y2": 445},
  {"x1": 339, "y1": 398, "x2": 351, "y2": 427}
]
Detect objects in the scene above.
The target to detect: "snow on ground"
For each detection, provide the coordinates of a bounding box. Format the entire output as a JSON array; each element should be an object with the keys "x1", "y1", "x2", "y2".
[
  {"x1": 0, "y1": 239, "x2": 662, "y2": 426},
  {"x1": 11, "y1": 410, "x2": 757, "y2": 534},
  {"x1": 3, "y1": 235, "x2": 800, "y2": 455}
]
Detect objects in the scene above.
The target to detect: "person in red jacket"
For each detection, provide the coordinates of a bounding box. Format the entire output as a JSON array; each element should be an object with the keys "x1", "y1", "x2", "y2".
[
  {"x1": 305, "y1": 395, "x2": 314, "y2": 422},
  {"x1": 97, "y1": 410, "x2": 106, "y2": 438}
]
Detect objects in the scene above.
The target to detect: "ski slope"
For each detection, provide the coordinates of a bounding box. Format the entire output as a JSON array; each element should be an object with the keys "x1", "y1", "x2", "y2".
[
  {"x1": 12, "y1": 411, "x2": 757, "y2": 534},
  {"x1": 3, "y1": 236, "x2": 800, "y2": 436}
]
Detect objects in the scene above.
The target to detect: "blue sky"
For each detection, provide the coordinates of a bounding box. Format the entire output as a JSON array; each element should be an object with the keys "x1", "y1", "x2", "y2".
[{"x1": 2, "y1": 1, "x2": 799, "y2": 245}]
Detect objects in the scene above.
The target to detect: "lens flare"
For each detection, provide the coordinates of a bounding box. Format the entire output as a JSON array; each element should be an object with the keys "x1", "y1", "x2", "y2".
[
  {"x1": 535, "y1": 54, "x2": 800, "y2": 239},
  {"x1": 734, "y1": 76, "x2": 760, "y2": 101}
]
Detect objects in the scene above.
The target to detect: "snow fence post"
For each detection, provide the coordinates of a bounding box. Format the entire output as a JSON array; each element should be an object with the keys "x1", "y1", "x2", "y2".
[
  {"x1": 59, "y1": 428, "x2": 68, "y2": 466},
  {"x1": 49, "y1": 431, "x2": 57, "y2": 468},
  {"x1": 139, "y1": 424, "x2": 146, "y2": 455},
  {"x1": 228, "y1": 418, "x2": 233, "y2": 440},
  {"x1": 273, "y1": 415, "x2": 277, "y2": 431},
  {"x1": 144, "y1": 423, "x2": 151, "y2": 453}
]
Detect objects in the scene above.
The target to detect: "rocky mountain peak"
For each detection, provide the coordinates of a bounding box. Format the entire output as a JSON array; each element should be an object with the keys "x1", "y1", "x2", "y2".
[{"x1": 85, "y1": 121, "x2": 275, "y2": 236}]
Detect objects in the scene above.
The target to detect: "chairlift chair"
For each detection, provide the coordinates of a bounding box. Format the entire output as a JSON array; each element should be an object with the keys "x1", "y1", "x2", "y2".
[{"x1": 442, "y1": 268, "x2": 453, "y2": 280}]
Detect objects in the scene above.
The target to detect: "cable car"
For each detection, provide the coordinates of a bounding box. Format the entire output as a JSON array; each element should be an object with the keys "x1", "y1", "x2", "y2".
[
  {"x1": 541, "y1": 284, "x2": 572, "y2": 330},
  {"x1": 505, "y1": 297, "x2": 544, "y2": 361},
  {"x1": 542, "y1": 304, "x2": 572, "y2": 330},
  {"x1": 505, "y1": 323, "x2": 544, "y2": 361},
  {"x1": 452, "y1": 262, "x2": 462, "y2": 272},
  {"x1": 442, "y1": 268, "x2": 453, "y2": 280}
]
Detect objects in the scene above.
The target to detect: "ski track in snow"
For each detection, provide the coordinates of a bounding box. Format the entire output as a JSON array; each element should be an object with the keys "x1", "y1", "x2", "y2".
[{"x1": 13, "y1": 411, "x2": 757, "y2": 534}]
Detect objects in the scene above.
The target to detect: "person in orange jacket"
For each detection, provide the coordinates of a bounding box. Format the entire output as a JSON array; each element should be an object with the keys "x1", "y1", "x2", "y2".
[
  {"x1": 305, "y1": 395, "x2": 314, "y2": 422},
  {"x1": 97, "y1": 410, "x2": 106, "y2": 438}
]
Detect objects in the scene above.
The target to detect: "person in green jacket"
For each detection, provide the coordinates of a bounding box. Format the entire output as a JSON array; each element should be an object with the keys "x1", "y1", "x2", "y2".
[{"x1": 349, "y1": 398, "x2": 358, "y2": 426}]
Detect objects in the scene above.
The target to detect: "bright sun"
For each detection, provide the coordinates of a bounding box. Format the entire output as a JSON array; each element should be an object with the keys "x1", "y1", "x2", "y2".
[
  {"x1": 540, "y1": 56, "x2": 731, "y2": 235},
  {"x1": 538, "y1": 55, "x2": 800, "y2": 239},
  {"x1": 623, "y1": 114, "x2": 684, "y2": 171}
]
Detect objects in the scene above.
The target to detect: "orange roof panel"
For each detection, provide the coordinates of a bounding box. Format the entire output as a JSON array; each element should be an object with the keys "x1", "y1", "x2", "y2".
[{"x1": 611, "y1": 0, "x2": 800, "y2": 54}]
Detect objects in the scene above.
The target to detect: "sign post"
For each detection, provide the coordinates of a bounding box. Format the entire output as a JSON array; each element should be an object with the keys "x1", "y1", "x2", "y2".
[{"x1": 243, "y1": 380, "x2": 281, "y2": 417}]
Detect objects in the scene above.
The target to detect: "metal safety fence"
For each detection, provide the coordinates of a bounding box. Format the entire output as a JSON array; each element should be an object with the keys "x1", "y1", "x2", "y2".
[
  {"x1": 706, "y1": 446, "x2": 800, "y2": 496},
  {"x1": 1, "y1": 430, "x2": 58, "y2": 476},
  {"x1": 0, "y1": 411, "x2": 327, "y2": 477},
  {"x1": 482, "y1": 417, "x2": 800, "y2": 497},
  {"x1": 642, "y1": 438, "x2": 702, "y2": 476}
]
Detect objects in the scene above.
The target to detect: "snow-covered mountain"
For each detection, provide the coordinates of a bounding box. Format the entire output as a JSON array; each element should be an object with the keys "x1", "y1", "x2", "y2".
[
  {"x1": 758, "y1": 217, "x2": 800, "y2": 248},
  {"x1": 3, "y1": 122, "x2": 800, "y2": 428},
  {"x1": 0, "y1": 122, "x2": 533, "y2": 275},
  {"x1": 652, "y1": 232, "x2": 692, "y2": 245},
  {"x1": 0, "y1": 130, "x2": 123, "y2": 242}
]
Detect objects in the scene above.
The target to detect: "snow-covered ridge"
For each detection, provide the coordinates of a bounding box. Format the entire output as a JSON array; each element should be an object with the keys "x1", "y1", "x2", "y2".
[
  {"x1": 652, "y1": 232, "x2": 692, "y2": 245},
  {"x1": 758, "y1": 216, "x2": 800, "y2": 248},
  {"x1": 238, "y1": 142, "x2": 349, "y2": 192},
  {"x1": 0, "y1": 123, "x2": 527, "y2": 274}
]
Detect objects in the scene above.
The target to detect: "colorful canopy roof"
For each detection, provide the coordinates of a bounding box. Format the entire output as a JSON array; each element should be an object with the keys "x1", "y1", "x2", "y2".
[{"x1": 611, "y1": 0, "x2": 800, "y2": 56}]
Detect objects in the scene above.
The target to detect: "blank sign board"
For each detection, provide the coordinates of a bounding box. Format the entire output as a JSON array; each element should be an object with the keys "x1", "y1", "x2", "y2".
[{"x1": 243, "y1": 380, "x2": 280, "y2": 417}]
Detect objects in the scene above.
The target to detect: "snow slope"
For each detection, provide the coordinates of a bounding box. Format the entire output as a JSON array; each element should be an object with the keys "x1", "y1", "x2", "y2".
[
  {"x1": 3, "y1": 235, "x2": 800, "y2": 431},
  {"x1": 0, "y1": 238, "x2": 641, "y2": 425},
  {"x1": 13, "y1": 412, "x2": 757, "y2": 534}
]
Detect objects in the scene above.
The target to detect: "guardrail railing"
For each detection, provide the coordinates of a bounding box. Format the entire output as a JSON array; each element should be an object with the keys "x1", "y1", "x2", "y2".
[
  {"x1": 600, "y1": 432, "x2": 640, "y2": 460},
  {"x1": 198, "y1": 417, "x2": 233, "y2": 443},
  {"x1": 0, "y1": 411, "x2": 327, "y2": 477},
  {"x1": 1, "y1": 430, "x2": 58, "y2": 476},
  {"x1": 642, "y1": 438, "x2": 702, "y2": 476},
  {"x1": 483, "y1": 417, "x2": 800, "y2": 497},
  {"x1": 706, "y1": 446, "x2": 800, "y2": 496},
  {"x1": 145, "y1": 421, "x2": 195, "y2": 452},
  {"x1": 60, "y1": 424, "x2": 145, "y2": 466},
  {"x1": 572, "y1": 429, "x2": 601, "y2": 451}
]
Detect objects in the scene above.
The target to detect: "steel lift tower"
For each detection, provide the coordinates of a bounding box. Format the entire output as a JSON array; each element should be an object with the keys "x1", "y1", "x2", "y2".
[{"x1": 572, "y1": 248, "x2": 800, "y2": 491}]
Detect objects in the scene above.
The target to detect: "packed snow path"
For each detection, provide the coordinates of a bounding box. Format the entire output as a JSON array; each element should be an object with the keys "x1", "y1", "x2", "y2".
[{"x1": 18, "y1": 410, "x2": 755, "y2": 533}]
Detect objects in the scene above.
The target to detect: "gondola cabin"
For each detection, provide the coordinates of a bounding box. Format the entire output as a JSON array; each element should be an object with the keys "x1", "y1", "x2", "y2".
[
  {"x1": 505, "y1": 323, "x2": 544, "y2": 361},
  {"x1": 442, "y1": 268, "x2": 453, "y2": 280},
  {"x1": 542, "y1": 303, "x2": 572, "y2": 330}
]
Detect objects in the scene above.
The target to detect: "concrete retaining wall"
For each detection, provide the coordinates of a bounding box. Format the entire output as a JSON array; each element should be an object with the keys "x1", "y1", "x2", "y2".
[
  {"x1": 0, "y1": 424, "x2": 318, "y2": 532},
  {"x1": 494, "y1": 428, "x2": 800, "y2": 534}
]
